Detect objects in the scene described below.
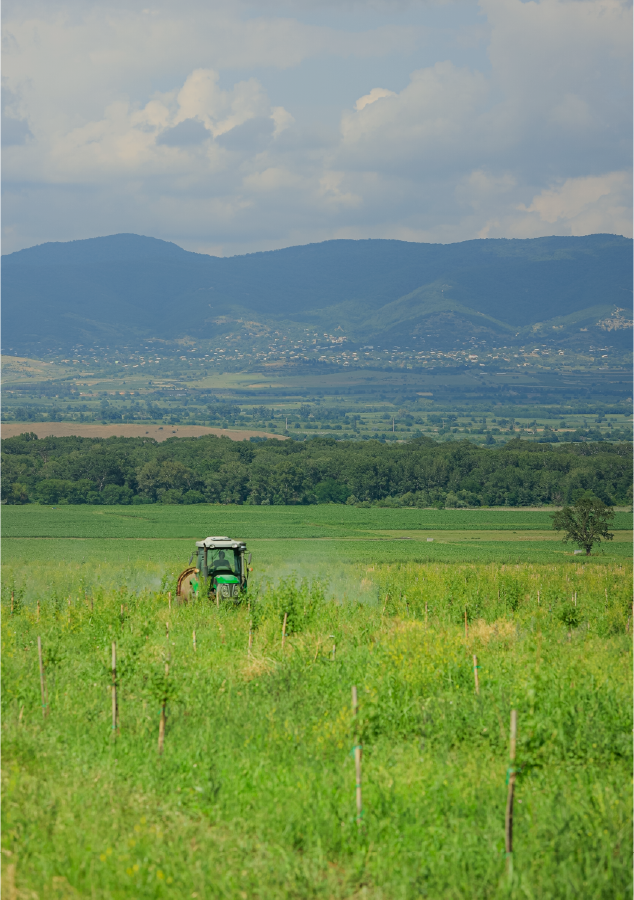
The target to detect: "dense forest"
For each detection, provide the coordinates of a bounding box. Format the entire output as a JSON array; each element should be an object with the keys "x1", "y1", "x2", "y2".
[{"x1": 2, "y1": 433, "x2": 631, "y2": 508}]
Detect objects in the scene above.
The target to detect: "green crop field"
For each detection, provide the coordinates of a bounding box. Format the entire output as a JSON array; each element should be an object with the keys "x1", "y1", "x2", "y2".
[{"x1": 2, "y1": 506, "x2": 632, "y2": 898}]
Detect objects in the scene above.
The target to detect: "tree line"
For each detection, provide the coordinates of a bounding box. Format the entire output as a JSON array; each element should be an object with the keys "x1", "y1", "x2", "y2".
[{"x1": 1, "y1": 433, "x2": 631, "y2": 508}]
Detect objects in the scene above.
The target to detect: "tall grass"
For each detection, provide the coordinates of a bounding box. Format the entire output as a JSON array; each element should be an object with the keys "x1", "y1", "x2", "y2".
[{"x1": 2, "y1": 562, "x2": 632, "y2": 898}]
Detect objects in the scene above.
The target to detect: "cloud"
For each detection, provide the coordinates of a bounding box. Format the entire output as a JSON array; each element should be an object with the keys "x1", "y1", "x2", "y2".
[
  {"x1": 1, "y1": 84, "x2": 32, "y2": 146},
  {"x1": 517, "y1": 172, "x2": 633, "y2": 235},
  {"x1": 216, "y1": 116, "x2": 276, "y2": 152},
  {"x1": 1, "y1": 0, "x2": 631, "y2": 254},
  {"x1": 341, "y1": 61, "x2": 489, "y2": 173},
  {"x1": 354, "y1": 87, "x2": 396, "y2": 111},
  {"x1": 156, "y1": 118, "x2": 211, "y2": 146}
]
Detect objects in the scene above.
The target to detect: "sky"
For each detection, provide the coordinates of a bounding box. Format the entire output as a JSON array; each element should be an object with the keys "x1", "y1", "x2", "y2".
[{"x1": 2, "y1": 0, "x2": 632, "y2": 256}]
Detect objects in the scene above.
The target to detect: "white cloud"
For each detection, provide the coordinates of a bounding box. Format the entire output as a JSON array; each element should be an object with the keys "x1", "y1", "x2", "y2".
[
  {"x1": 354, "y1": 87, "x2": 396, "y2": 111},
  {"x1": 519, "y1": 172, "x2": 632, "y2": 234},
  {"x1": 1, "y1": 0, "x2": 631, "y2": 254},
  {"x1": 341, "y1": 61, "x2": 489, "y2": 171}
]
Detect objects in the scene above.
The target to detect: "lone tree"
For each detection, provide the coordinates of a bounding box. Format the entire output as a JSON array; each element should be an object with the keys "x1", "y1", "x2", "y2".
[{"x1": 551, "y1": 496, "x2": 615, "y2": 556}]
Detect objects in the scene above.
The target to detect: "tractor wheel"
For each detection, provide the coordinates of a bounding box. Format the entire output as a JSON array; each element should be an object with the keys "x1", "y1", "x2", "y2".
[{"x1": 176, "y1": 567, "x2": 200, "y2": 604}]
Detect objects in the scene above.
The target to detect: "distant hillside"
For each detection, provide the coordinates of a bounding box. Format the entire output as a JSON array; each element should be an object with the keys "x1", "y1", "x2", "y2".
[{"x1": 2, "y1": 233, "x2": 632, "y2": 350}]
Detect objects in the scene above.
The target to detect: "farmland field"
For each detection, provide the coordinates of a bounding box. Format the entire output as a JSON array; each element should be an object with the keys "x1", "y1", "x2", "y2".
[
  {"x1": 0, "y1": 422, "x2": 283, "y2": 442},
  {"x1": 2, "y1": 505, "x2": 632, "y2": 898}
]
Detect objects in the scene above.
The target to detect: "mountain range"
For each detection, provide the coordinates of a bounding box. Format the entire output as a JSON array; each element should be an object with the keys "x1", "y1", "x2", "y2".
[{"x1": 2, "y1": 233, "x2": 632, "y2": 351}]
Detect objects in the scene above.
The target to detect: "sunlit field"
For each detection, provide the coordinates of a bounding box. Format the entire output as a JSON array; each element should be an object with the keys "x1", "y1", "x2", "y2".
[{"x1": 2, "y1": 506, "x2": 632, "y2": 898}]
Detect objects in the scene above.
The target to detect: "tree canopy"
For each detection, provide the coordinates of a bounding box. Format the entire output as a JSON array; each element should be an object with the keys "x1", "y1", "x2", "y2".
[
  {"x1": 2, "y1": 433, "x2": 631, "y2": 508},
  {"x1": 551, "y1": 497, "x2": 616, "y2": 555}
]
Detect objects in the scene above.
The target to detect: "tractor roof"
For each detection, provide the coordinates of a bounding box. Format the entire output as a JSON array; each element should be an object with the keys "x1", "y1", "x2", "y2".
[{"x1": 196, "y1": 537, "x2": 246, "y2": 549}]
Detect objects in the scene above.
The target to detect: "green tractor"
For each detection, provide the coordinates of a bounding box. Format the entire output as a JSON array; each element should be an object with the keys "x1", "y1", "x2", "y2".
[{"x1": 177, "y1": 536, "x2": 251, "y2": 603}]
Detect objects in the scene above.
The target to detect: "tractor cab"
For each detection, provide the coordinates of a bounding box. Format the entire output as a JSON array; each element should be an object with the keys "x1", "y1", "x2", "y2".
[{"x1": 177, "y1": 536, "x2": 250, "y2": 603}]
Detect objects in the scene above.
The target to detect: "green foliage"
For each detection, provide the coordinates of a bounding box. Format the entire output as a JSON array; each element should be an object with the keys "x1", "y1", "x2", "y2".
[
  {"x1": 552, "y1": 496, "x2": 616, "y2": 555},
  {"x1": 558, "y1": 601, "x2": 582, "y2": 630},
  {"x1": 144, "y1": 663, "x2": 178, "y2": 705},
  {"x1": 2, "y1": 433, "x2": 632, "y2": 507},
  {"x1": 2, "y1": 557, "x2": 632, "y2": 898},
  {"x1": 255, "y1": 576, "x2": 327, "y2": 634}
]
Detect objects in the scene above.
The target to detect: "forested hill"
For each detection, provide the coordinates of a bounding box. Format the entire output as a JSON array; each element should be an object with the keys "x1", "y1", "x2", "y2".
[
  {"x1": 2, "y1": 233, "x2": 631, "y2": 350},
  {"x1": 2, "y1": 433, "x2": 631, "y2": 508}
]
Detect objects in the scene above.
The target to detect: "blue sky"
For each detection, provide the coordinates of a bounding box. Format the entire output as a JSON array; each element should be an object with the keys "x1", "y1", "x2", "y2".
[{"x1": 2, "y1": 0, "x2": 631, "y2": 255}]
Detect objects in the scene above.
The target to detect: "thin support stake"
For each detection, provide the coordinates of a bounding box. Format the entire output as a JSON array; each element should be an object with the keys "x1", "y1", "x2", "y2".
[
  {"x1": 473, "y1": 654, "x2": 480, "y2": 695},
  {"x1": 193, "y1": 629, "x2": 197, "y2": 652},
  {"x1": 352, "y1": 685, "x2": 362, "y2": 826},
  {"x1": 505, "y1": 709, "x2": 518, "y2": 879},
  {"x1": 37, "y1": 636, "x2": 48, "y2": 719},
  {"x1": 158, "y1": 662, "x2": 169, "y2": 755},
  {"x1": 111, "y1": 642, "x2": 118, "y2": 735},
  {"x1": 281, "y1": 612, "x2": 288, "y2": 649},
  {"x1": 354, "y1": 747, "x2": 363, "y2": 825}
]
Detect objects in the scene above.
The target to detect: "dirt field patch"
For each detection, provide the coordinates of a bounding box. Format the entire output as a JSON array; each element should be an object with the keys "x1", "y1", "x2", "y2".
[{"x1": 1, "y1": 422, "x2": 286, "y2": 442}]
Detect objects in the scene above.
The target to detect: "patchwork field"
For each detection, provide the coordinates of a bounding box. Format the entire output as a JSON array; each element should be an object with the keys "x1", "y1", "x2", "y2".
[
  {"x1": 1, "y1": 422, "x2": 283, "y2": 442},
  {"x1": 2, "y1": 505, "x2": 632, "y2": 898}
]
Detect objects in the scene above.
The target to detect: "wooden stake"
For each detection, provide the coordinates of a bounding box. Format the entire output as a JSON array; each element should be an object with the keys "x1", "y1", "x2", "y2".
[
  {"x1": 111, "y1": 642, "x2": 118, "y2": 736},
  {"x1": 158, "y1": 661, "x2": 168, "y2": 755},
  {"x1": 537, "y1": 590, "x2": 540, "y2": 606},
  {"x1": 351, "y1": 685, "x2": 362, "y2": 825},
  {"x1": 166, "y1": 621, "x2": 169, "y2": 640},
  {"x1": 464, "y1": 607, "x2": 468, "y2": 639},
  {"x1": 505, "y1": 709, "x2": 518, "y2": 879},
  {"x1": 473, "y1": 655, "x2": 480, "y2": 695},
  {"x1": 37, "y1": 636, "x2": 48, "y2": 719},
  {"x1": 281, "y1": 611, "x2": 288, "y2": 649},
  {"x1": 5, "y1": 864, "x2": 16, "y2": 900},
  {"x1": 192, "y1": 629, "x2": 197, "y2": 652}
]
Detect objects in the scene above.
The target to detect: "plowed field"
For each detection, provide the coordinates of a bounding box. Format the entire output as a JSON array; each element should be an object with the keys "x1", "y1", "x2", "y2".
[{"x1": 1, "y1": 422, "x2": 285, "y2": 441}]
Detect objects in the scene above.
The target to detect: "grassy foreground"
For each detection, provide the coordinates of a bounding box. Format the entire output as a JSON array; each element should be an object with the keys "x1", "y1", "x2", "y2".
[{"x1": 2, "y1": 557, "x2": 632, "y2": 899}]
